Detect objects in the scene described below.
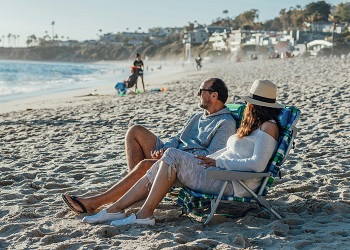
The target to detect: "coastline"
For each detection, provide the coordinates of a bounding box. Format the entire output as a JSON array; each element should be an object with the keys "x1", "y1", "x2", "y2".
[
  {"x1": 1, "y1": 57, "x2": 350, "y2": 249},
  {"x1": 0, "y1": 60, "x2": 192, "y2": 113}
]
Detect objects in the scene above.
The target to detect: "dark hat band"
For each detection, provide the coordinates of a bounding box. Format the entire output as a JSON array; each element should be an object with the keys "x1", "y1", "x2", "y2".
[{"x1": 249, "y1": 93, "x2": 276, "y2": 103}]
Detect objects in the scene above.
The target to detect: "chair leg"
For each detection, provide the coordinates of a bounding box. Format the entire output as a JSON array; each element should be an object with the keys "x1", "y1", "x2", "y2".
[
  {"x1": 255, "y1": 196, "x2": 283, "y2": 219},
  {"x1": 204, "y1": 181, "x2": 228, "y2": 225},
  {"x1": 237, "y1": 180, "x2": 283, "y2": 219}
]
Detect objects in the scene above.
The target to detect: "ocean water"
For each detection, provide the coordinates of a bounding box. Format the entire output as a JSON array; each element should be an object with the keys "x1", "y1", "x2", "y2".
[{"x1": 0, "y1": 60, "x2": 125, "y2": 102}]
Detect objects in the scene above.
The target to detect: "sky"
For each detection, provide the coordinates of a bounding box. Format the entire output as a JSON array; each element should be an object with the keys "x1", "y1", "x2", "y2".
[{"x1": 0, "y1": 0, "x2": 347, "y2": 47}]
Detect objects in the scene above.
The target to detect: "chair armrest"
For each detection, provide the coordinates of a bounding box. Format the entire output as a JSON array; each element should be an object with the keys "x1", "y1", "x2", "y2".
[{"x1": 205, "y1": 169, "x2": 271, "y2": 181}]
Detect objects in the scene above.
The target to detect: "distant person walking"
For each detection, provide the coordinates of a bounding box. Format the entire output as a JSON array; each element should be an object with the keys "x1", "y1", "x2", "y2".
[
  {"x1": 133, "y1": 53, "x2": 145, "y2": 92},
  {"x1": 195, "y1": 54, "x2": 202, "y2": 71}
]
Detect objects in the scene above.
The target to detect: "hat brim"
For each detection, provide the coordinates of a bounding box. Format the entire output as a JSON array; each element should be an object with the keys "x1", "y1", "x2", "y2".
[{"x1": 240, "y1": 95, "x2": 285, "y2": 108}]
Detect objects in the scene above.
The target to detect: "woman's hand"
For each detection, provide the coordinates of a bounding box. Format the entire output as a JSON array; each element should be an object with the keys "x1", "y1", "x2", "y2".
[
  {"x1": 151, "y1": 148, "x2": 168, "y2": 159},
  {"x1": 195, "y1": 155, "x2": 216, "y2": 168}
]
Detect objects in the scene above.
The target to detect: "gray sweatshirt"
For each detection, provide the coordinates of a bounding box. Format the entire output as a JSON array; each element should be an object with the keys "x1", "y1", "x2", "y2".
[{"x1": 163, "y1": 107, "x2": 236, "y2": 156}]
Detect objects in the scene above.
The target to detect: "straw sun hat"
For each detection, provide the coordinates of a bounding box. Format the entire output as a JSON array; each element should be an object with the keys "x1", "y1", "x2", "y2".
[{"x1": 240, "y1": 80, "x2": 284, "y2": 108}]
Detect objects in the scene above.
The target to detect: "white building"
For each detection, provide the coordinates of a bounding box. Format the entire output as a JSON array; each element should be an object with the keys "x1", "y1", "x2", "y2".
[
  {"x1": 226, "y1": 29, "x2": 270, "y2": 52},
  {"x1": 209, "y1": 31, "x2": 228, "y2": 51},
  {"x1": 226, "y1": 29, "x2": 246, "y2": 52},
  {"x1": 127, "y1": 40, "x2": 143, "y2": 46}
]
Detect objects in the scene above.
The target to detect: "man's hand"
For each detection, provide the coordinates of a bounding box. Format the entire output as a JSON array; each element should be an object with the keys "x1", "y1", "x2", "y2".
[
  {"x1": 195, "y1": 155, "x2": 216, "y2": 168},
  {"x1": 151, "y1": 148, "x2": 168, "y2": 159}
]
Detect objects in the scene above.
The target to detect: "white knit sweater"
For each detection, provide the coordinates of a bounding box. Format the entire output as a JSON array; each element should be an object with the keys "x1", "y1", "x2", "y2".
[{"x1": 208, "y1": 128, "x2": 277, "y2": 197}]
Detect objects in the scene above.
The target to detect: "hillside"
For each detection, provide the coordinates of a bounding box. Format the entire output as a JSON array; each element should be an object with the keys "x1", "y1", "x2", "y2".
[{"x1": 0, "y1": 41, "x2": 212, "y2": 62}]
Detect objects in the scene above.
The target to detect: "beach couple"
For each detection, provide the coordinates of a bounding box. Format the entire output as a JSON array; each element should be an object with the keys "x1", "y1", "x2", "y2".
[{"x1": 63, "y1": 77, "x2": 284, "y2": 226}]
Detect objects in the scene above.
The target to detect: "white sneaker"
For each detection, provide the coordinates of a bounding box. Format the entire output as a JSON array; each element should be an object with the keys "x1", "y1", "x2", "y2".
[
  {"x1": 82, "y1": 209, "x2": 126, "y2": 224},
  {"x1": 110, "y1": 213, "x2": 155, "y2": 226}
]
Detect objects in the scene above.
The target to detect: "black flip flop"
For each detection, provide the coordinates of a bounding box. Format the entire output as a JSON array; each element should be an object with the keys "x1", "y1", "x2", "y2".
[{"x1": 62, "y1": 194, "x2": 88, "y2": 213}]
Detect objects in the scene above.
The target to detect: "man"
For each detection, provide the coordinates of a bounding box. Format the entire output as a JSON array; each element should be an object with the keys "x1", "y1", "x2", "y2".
[
  {"x1": 195, "y1": 54, "x2": 202, "y2": 71},
  {"x1": 62, "y1": 78, "x2": 236, "y2": 213}
]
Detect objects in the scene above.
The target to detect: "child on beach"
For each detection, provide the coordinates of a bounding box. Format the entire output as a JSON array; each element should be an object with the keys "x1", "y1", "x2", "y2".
[
  {"x1": 133, "y1": 53, "x2": 146, "y2": 92},
  {"x1": 114, "y1": 66, "x2": 138, "y2": 96}
]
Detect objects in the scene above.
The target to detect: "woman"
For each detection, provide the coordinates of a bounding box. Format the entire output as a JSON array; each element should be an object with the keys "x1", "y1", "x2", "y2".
[
  {"x1": 114, "y1": 66, "x2": 138, "y2": 95},
  {"x1": 82, "y1": 79, "x2": 284, "y2": 226}
]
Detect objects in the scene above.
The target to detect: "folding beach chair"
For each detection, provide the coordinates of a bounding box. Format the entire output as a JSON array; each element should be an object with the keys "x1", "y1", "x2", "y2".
[
  {"x1": 114, "y1": 72, "x2": 138, "y2": 95},
  {"x1": 177, "y1": 102, "x2": 301, "y2": 225}
]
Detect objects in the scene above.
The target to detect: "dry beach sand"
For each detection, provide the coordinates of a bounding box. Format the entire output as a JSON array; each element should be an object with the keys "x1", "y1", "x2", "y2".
[{"x1": 1, "y1": 57, "x2": 350, "y2": 249}]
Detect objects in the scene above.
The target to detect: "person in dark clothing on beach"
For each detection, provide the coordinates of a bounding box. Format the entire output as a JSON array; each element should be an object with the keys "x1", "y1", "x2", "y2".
[
  {"x1": 195, "y1": 54, "x2": 202, "y2": 71},
  {"x1": 133, "y1": 53, "x2": 145, "y2": 92}
]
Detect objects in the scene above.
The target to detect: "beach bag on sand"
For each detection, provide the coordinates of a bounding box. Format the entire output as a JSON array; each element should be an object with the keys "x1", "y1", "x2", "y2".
[
  {"x1": 115, "y1": 82, "x2": 127, "y2": 95},
  {"x1": 177, "y1": 103, "x2": 301, "y2": 224}
]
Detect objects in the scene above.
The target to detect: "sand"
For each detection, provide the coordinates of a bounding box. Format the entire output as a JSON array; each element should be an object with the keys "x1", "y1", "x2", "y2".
[{"x1": 1, "y1": 57, "x2": 350, "y2": 249}]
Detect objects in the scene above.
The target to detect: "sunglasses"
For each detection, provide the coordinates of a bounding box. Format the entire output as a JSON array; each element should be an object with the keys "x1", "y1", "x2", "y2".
[{"x1": 197, "y1": 88, "x2": 214, "y2": 96}]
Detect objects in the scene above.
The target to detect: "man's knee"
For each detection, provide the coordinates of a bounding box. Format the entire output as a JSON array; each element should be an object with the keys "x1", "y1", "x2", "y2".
[
  {"x1": 125, "y1": 125, "x2": 150, "y2": 144},
  {"x1": 125, "y1": 125, "x2": 157, "y2": 148},
  {"x1": 126, "y1": 125, "x2": 146, "y2": 137}
]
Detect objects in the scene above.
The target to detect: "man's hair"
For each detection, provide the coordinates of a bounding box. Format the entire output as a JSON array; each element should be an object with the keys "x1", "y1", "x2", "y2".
[
  {"x1": 136, "y1": 53, "x2": 140, "y2": 57},
  {"x1": 208, "y1": 78, "x2": 228, "y2": 103}
]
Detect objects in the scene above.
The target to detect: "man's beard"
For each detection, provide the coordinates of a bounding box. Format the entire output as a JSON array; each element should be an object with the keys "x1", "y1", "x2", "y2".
[{"x1": 198, "y1": 101, "x2": 209, "y2": 109}]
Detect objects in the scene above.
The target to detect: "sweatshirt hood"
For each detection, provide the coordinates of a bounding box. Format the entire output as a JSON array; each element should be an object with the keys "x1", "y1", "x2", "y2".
[{"x1": 203, "y1": 106, "x2": 231, "y2": 117}]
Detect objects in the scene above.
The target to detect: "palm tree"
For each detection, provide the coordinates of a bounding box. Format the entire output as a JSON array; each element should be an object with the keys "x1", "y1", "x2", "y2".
[
  {"x1": 51, "y1": 21, "x2": 55, "y2": 40},
  {"x1": 26, "y1": 36, "x2": 32, "y2": 47},
  {"x1": 30, "y1": 34, "x2": 37, "y2": 46},
  {"x1": 12, "y1": 35, "x2": 16, "y2": 47},
  {"x1": 222, "y1": 10, "x2": 230, "y2": 25},
  {"x1": 252, "y1": 9, "x2": 259, "y2": 20},
  {"x1": 7, "y1": 33, "x2": 11, "y2": 47},
  {"x1": 329, "y1": 14, "x2": 340, "y2": 56}
]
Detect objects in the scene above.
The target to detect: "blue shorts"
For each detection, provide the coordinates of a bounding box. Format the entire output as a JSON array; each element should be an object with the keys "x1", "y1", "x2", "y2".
[{"x1": 155, "y1": 137, "x2": 164, "y2": 151}]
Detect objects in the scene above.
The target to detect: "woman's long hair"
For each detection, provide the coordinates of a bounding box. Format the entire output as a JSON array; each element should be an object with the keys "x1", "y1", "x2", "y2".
[{"x1": 236, "y1": 103, "x2": 280, "y2": 138}]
